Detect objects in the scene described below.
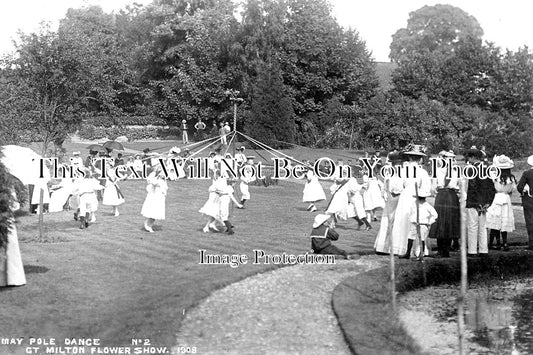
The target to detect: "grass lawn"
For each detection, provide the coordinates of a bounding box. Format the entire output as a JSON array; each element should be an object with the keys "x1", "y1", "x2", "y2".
[{"x1": 0, "y1": 177, "x2": 378, "y2": 352}]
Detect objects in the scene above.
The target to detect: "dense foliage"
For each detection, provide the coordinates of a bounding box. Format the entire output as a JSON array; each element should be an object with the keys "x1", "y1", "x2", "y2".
[{"x1": 1, "y1": 1, "x2": 532, "y2": 156}]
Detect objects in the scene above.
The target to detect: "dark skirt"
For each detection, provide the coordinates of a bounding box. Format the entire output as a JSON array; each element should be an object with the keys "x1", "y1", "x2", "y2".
[{"x1": 429, "y1": 188, "x2": 460, "y2": 240}]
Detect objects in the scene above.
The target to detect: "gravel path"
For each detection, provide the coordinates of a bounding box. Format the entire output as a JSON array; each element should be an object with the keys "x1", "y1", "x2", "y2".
[{"x1": 172, "y1": 256, "x2": 385, "y2": 355}]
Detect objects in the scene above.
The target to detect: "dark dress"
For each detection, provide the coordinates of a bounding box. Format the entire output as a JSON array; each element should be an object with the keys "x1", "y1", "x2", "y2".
[
  {"x1": 429, "y1": 186, "x2": 460, "y2": 257},
  {"x1": 517, "y1": 169, "x2": 533, "y2": 249},
  {"x1": 310, "y1": 225, "x2": 348, "y2": 257}
]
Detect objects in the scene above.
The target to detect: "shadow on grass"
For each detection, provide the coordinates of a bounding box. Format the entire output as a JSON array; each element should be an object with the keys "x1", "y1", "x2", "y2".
[
  {"x1": 24, "y1": 265, "x2": 49, "y2": 274},
  {"x1": 332, "y1": 250, "x2": 533, "y2": 354}
]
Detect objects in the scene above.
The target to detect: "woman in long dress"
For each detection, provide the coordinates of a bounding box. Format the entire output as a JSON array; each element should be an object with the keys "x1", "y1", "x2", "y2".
[
  {"x1": 141, "y1": 165, "x2": 168, "y2": 233},
  {"x1": 374, "y1": 151, "x2": 404, "y2": 254},
  {"x1": 302, "y1": 167, "x2": 326, "y2": 212},
  {"x1": 392, "y1": 145, "x2": 432, "y2": 256},
  {"x1": 0, "y1": 171, "x2": 26, "y2": 287}
]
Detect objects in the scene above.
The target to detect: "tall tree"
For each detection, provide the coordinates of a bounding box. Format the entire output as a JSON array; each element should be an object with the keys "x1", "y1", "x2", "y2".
[{"x1": 245, "y1": 59, "x2": 295, "y2": 148}]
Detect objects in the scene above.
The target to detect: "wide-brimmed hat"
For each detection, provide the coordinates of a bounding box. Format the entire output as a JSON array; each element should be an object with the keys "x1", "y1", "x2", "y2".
[
  {"x1": 402, "y1": 144, "x2": 427, "y2": 157},
  {"x1": 413, "y1": 187, "x2": 431, "y2": 198},
  {"x1": 313, "y1": 214, "x2": 331, "y2": 228},
  {"x1": 493, "y1": 155, "x2": 514, "y2": 169},
  {"x1": 464, "y1": 148, "x2": 483, "y2": 159},
  {"x1": 238, "y1": 146, "x2": 245, "y2": 151},
  {"x1": 73, "y1": 151, "x2": 80, "y2": 155},
  {"x1": 182, "y1": 119, "x2": 187, "y2": 123},
  {"x1": 443, "y1": 150, "x2": 456, "y2": 158},
  {"x1": 528, "y1": 155, "x2": 533, "y2": 167}
]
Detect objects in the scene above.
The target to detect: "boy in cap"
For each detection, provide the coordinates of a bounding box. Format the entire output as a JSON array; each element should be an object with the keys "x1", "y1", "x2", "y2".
[{"x1": 310, "y1": 214, "x2": 350, "y2": 259}]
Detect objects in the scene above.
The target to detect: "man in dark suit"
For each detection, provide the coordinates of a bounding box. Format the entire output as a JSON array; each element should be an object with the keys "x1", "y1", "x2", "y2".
[{"x1": 517, "y1": 155, "x2": 533, "y2": 250}]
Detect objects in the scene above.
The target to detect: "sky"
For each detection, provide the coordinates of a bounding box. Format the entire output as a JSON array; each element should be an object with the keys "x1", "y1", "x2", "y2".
[{"x1": 0, "y1": 0, "x2": 532, "y2": 62}]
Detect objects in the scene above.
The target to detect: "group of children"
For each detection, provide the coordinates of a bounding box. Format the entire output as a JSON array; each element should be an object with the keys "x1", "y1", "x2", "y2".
[
  {"x1": 306, "y1": 144, "x2": 533, "y2": 261},
  {"x1": 199, "y1": 146, "x2": 256, "y2": 235}
]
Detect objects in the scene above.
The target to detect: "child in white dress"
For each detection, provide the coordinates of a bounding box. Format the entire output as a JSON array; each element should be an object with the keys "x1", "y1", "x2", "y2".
[
  {"x1": 302, "y1": 167, "x2": 326, "y2": 212},
  {"x1": 141, "y1": 165, "x2": 168, "y2": 233}
]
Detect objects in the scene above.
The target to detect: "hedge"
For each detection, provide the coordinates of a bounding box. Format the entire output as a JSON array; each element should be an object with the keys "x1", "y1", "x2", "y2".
[{"x1": 78, "y1": 124, "x2": 180, "y2": 141}]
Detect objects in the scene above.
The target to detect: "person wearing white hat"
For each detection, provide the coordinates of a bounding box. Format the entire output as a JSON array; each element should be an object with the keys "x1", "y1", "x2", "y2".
[
  {"x1": 310, "y1": 214, "x2": 350, "y2": 259},
  {"x1": 391, "y1": 144, "x2": 432, "y2": 256},
  {"x1": 181, "y1": 119, "x2": 189, "y2": 144},
  {"x1": 75, "y1": 168, "x2": 104, "y2": 229},
  {"x1": 518, "y1": 155, "x2": 533, "y2": 250},
  {"x1": 486, "y1": 155, "x2": 516, "y2": 251},
  {"x1": 399, "y1": 187, "x2": 438, "y2": 260}
]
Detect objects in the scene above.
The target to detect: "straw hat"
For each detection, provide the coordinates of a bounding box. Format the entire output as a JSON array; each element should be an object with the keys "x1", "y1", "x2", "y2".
[
  {"x1": 527, "y1": 155, "x2": 533, "y2": 167},
  {"x1": 169, "y1": 147, "x2": 181, "y2": 155},
  {"x1": 443, "y1": 150, "x2": 456, "y2": 158},
  {"x1": 492, "y1": 155, "x2": 514, "y2": 169},
  {"x1": 313, "y1": 214, "x2": 331, "y2": 228},
  {"x1": 402, "y1": 144, "x2": 427, "y2": 157},
  {"x1": 73, "y1": 151, "x2": 80, "y2": 155}
]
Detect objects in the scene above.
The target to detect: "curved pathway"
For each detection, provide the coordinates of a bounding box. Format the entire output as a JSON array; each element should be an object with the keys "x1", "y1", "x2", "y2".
[{"x1": 172, "y1": 256, "x2": 385, "y2": 355}]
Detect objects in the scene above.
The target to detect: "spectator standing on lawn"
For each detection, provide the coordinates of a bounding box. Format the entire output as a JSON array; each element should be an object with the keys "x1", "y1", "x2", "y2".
[
  {"x1": 374, "y1": 151, "x2": 404, "y2": 254},
  {"x1": 428, "y1": 150, "x2": 460, "y2": 258},
  {"x1": 391, "y1": 144, "x2": 431, "y2": 256},
  {"x1": 141, "y1": 164, "x2": 168, "y2": 233},
  {"x1": 517, "y1": 155, "x2": 533, "y2": 250},
  {"x1": 181, "y1": 120, "x2": 189, "y2": 144},
  {"x1": 464, "y1": 148, "x2": 496, "y2": 257},
  {"x1": 219, "y1": 122, "x2": 227, "y2": 145},
  {"x1": 0, "y1": 184, "x2": 26, "y2": 287},
  {"x1": 310, "y1": 214, "x2": 350, "y2": 259},
  {"x1": 486, "y1": 155, "x2": 516, "y2": 251},
  {"x1": 194, "y1": 119, "x2": 206, "y2": 141}
]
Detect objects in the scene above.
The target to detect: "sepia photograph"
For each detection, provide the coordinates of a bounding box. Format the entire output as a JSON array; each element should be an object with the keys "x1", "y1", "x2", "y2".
[{"x1": 1, "y1": 0, "x2": 533, "y2": 354}]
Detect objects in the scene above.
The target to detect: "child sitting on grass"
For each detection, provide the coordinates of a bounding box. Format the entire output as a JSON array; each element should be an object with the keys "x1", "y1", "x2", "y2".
[{"x1": 310, "y1": 214, "x2": 350, "y2": 259}]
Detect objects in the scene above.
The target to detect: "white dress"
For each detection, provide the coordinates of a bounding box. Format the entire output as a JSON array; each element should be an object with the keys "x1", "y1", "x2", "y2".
[
  {"x1": 390, "y1": 163, "x2": 431, "y2": 255},
  {"x1": 326, "y1": 178, "x2": 360, "y2": 220},
  {"x1": 141, "y1": 173, "x2": 168, "y2": 220},
  {"x1": 1, "y1": 195, "x2": 26, "y2": 287},
  {"x1": 31, "y1": 178, "x2": 50, "y2": 205},
  {"x1": 102, "y1": 172, "x2": 125, "y2": 207},
  {"x1": 302, "y1": 170, "x2": 326, "y2": 203},
  {"x1": 486, "y1": 179, "x2": 515, "y2": 232},
  {"x1": 374, "y1": 173, "x2": 404, "y2": 253},
  {"x1": 363, "y1": 176, "x2": 385, "y2": 211},
  {"x1": 49, "y1": 179, "x2": 74, "y2": 213},
  {"x1": 199, "y1": 180, "x2": 222, "y2": 219}
]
